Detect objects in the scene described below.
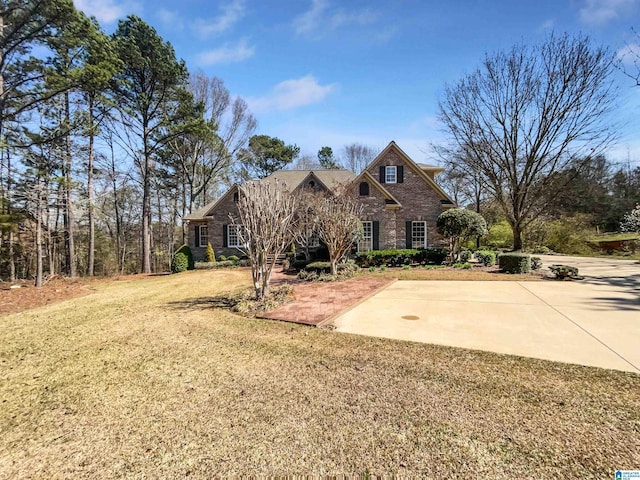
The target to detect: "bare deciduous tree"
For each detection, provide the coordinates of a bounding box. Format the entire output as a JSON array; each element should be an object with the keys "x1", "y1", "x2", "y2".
[
  {"x1": 341, "y1": 143, "x2": 379, "y2": 174},
  {"x1": 438, "y1": 33, "x2": 617, "y2": 250},
  {"x1": 313, "y1": 189, "x2": 363, "y2": 275},
  {"x1": 232, "y1": 179, "x2": 297, "y2": 300}
]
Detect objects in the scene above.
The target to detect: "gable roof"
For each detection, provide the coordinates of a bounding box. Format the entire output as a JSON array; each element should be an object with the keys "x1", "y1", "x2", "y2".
[
  {"x1": 372, "y1": 141, "x2": 455, "y2": 205},
  {"x1": 262, "y1": 169, "x2": 355, "y2": 191},
  {"x1": 184, "y1": 169, "x2": 356, "y2": 221}
]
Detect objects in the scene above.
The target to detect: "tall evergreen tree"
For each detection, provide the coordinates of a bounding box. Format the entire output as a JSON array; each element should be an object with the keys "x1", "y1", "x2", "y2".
[{"x1": 111, "y1": 15, "x2": 195, "y2": 273}]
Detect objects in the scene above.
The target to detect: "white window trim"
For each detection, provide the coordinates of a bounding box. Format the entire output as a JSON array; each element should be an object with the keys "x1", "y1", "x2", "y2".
[
  {"x1": 358, "y1": 221, "x2": 373, "y2": 252},
  {"x1": 227, "y1": 224, "x2": 243, "y2": 248},
  {"x1": 411, "y1": 221, "x2": 427, "y2": 249},
  {"x1": 385, "y1": 166, "x2": 397, "y2": 184},
  {"x1": 308, "y1": 233, "x2": 320, "y2": 248},
  {"x1": 196, "y1": 225, "x2": 208, "y2": 247}
]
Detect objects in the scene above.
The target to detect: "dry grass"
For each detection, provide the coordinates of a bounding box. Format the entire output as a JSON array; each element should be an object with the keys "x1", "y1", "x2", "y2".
[
  {"x1": 371, "y1": 266, "x2": 543, "y2": 281},
  {"x1": 1, "y1": 269, "x2": 638, "y2": 478}
]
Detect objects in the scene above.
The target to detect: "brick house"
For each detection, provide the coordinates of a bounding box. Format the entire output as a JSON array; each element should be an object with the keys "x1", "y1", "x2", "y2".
[{"x1": 185, "y1": 141, "x2": 455, "y2": 259}]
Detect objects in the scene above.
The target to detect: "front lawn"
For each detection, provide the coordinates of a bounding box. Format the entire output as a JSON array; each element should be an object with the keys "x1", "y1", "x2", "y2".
[{"x1": 1, "y1": 269, "x2": 638, "y2": 478}]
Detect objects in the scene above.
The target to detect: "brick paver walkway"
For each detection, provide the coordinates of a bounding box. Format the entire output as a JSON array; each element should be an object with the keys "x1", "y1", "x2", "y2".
[{"x1": 260, "y1": 272, "x2": 394, "y2": 326}]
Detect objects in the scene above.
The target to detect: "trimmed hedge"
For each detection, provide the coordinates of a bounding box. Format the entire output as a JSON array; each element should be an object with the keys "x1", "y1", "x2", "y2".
[
  {"x1": 171, "y1": 252, "x2": 188, "y2": 273},
  {"x1": 355, "y1": 248, "x2": 448, "y2": 267},
  {"x1": 499, "y1": 252, "x2": 531, "y2": 273}
]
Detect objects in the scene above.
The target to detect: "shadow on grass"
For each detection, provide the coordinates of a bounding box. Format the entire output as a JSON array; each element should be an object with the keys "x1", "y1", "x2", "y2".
[{"x1": 165, "y1": 294, "x2": 241, "y2": 311}]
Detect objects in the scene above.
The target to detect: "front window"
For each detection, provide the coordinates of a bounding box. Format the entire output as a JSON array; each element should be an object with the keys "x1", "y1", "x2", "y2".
[
  {"x1": 358, "y1": 221, "x2": 373, "y2": 252},
  {"x1": 196, "y1": 225, "x2": 208, "y2": 247},
  {"x1": 228, "y1": 224, "x2": 243, "y2": 248},
  {"x1": 308, "y1": 233, "x2": 320, "y2": 248},
  {"x1": 385, "y1": 166, "x2": 397, "y2": 184},
  {"x1": 412, "y1": 221, "x2": 427, "y2": 249}
]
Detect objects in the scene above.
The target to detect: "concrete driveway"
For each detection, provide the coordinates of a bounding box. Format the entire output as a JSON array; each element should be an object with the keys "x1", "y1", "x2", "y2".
[{"x1": 333, "y1": 255, "x2": 640, "y2": 373}]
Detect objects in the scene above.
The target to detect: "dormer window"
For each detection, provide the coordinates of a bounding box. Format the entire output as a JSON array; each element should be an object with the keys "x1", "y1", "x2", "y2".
[
  {"x1": 359, "y1": 182, "x2": 370, "y2": 196},
  {"x1": 385, "y1": 166, "x2": 397, "y2": 184}
]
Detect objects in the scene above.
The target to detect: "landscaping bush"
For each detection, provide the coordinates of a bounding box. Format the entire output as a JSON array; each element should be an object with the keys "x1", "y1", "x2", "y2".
[
  {"x1": 531, "y1": 256, "x2": 542, "y2": 270},
  {"x1": 423, "y1": 247, "x2": 448, "y2": 265},
  {"x1": 173, "y1": 244, "x2": 194, "y2": 271},
  {"x1": 474, "y1": 250, "x2": 496, "y2": 266},
  {"x1": 227, "y1": 255, "x2": 240, "y2": 263},
  {"x1": 453, "y1": 262, "x2": 472, "y2": 269},
  {"x1": 218, "y1": 255, "x2": 227, "y2": 261},
  {"x1": 205, "y1": 242, "x2": 215, "y2": 263},
  {"x1": 292, "y1": 259, "x2": 311, "y2": 271},
  {"x1": 499, "y1": 252, "x2": 531, "y2": 273},
  {"x1": 459, "y1": 248, "x2": 472, "y2": 263},
  {"x1": 171, "y1": 252, "x2": 188, "y2": 273},
  {"x1": 355, "y1": 248, "x2": 449, "y2": 268},
  {"x1": 304, "y1": 261, "x2": 332, "y2": 273}
]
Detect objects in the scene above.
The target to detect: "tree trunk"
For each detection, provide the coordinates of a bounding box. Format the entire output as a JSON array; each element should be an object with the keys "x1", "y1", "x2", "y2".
[
  {"x1": 141, "y1": 135, "x2": 152, "y2": 273},
  {"x1": 87, "y1": 95, "x2": 95, "y2": 276},
  {"x1": 35, "y1": 180, "x2": 43, "y2": 287},
  {"x1": 330, "y1": 258, "x2": 338, "y2": 276},
  {"x1": 63, "y1": 91, "x2": 76, "y2": 277},
  {"x1": 512, "y1": 224, "x2": 523, "y2": 251}
]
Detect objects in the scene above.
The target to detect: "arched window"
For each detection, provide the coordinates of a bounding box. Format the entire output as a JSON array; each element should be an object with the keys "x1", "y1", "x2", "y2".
[
  {"x1": 233, "y1": 192, "x2": 239, "y2": 202},
  {"x1": 308, "y1": 180, "x2": 315, "y2": 188},
  {"x1": 359, "y1": 181, "x2": 370, "y2": 196}
]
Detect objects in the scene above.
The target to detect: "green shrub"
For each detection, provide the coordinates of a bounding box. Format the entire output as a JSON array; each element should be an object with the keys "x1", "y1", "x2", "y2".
[
  {"x1": 171, "y1": 252, "x2": 188, "y2": 273},
  {"x1": 380, "y1": 265, "x2": 387, "y2": 272},
  {"x1": 205, "y1": 242, "x2": 215, "y2": 262},
  {"x1": 227, "y1": 255, "x2": 240, "y2": 263},
  {"x1": 424, "y1": 248, "x2": 448, "y2": 265},
  {"x1": 218, "y1": 255, "x2": 227, "y2": 261},
  {"x1": 355, "y1": 248, "x2": 449, "y2": 268},
  {"x1": 531, "y1": 245, "x2": 552, "y2": 254},
  {"x1": 475, "y1": 250, "x2": 496, "y2": 266},
  {"x1": 292, "y1": 259, "x2": 311, "y2": 271},
  {"x1": 305, "y1": 261, "x2": 331, "y2": 273},
  {"x1": 369, "y1": 266, "x2": 376, "y2": 272},
  {"x1": 499, "y1": 252, "x2": 531, "y2": 274},
  {"x1": 174, "y1": 244, "x2": 194, "y2": 270},
  {"x1": 453, "y1": 262, "x2": 472, "y2": 269},
  {"x1": 531, "y1": 256, "x2": 542, "y2": 270},
  {"x1": 459, "y1": 249, "x2": 472, "y2": 263},
  {"x1": 402, "y1": 264, "x2": 410, "y2": 270}
]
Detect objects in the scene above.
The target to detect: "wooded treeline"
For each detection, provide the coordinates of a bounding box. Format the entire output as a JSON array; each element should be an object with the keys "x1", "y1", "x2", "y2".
[{"x1": 0, "y1": 1, "x2": 265, "y2": 283}]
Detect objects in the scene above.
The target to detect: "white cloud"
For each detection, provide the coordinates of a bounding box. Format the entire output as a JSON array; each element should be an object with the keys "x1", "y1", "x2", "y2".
[
  {"x1": 578, "y1": 0, "x2": 637, "y2": 26},
  {"x1": 616, "y1": 43, "x2": 640, "y2": 65},
  {"x1": 156, "y1": 8, "x2": 183, "y2": 31},
  {"x1": 194, "y1": 0, "x2": 247, "y2": 38},
  {"x1": 73, "y1": 0, "x2": 138, "y2": 23},
  {"x1": 247, "y1": 75, "x2": 336, "y2": 113},
  {"x1": 294, "y1": 0, "x2": 379, "y2": 37},
  {"x1": 195, "y1": 38, "x2": 254, "y2": 66},
  {"x1": 539, "y1": 18, "x2": 555, "y2": 30}
]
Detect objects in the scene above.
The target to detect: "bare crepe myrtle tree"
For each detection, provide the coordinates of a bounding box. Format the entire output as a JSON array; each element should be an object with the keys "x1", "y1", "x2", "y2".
[
  {"x1": 313, "y1": 188, "x2": 363, "y2": 275},
  {"x1": 231, "y1": 179, "x2": 297, "y2": 300},
  {"x1": 290, "y1": 189, "x2": 320, "y2": 261},
  {"x1": 438, "y1": 33, "x2": 618, "y2": 250}
]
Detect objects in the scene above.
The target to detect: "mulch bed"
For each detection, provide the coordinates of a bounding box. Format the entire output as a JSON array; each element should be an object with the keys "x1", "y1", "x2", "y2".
[{"x1": 0, "y1": 278, "x2": 96, "y2": 316}]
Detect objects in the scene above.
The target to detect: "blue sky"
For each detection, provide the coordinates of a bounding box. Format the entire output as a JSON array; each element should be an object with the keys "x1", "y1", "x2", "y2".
[{"x1": 73, "y1": 0, "x2": 640, "y2": 165}]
